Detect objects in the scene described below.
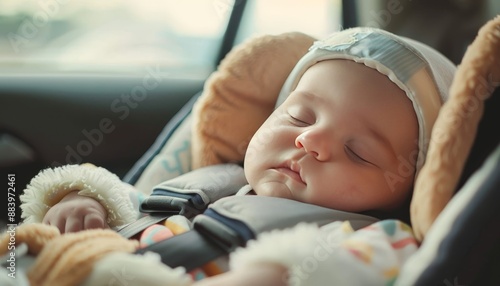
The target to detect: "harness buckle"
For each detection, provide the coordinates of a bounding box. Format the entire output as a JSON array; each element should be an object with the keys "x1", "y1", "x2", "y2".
[{"x1": 140, "y1": 195, "x2": 205, "y2": 219}]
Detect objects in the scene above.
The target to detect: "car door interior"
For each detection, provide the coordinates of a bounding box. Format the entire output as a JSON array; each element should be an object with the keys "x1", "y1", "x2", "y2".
[
  {"x1": 0, "y1": 0, "x2": 248, "y2": 226},
  {"x1": 0, "y1": 74, "x2": 204, "y2": 222}
]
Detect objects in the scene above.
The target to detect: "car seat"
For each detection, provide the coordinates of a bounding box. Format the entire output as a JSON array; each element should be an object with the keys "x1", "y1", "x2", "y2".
[{"x1": 122, "y1": 25, "x2": 500, "y2": 286}]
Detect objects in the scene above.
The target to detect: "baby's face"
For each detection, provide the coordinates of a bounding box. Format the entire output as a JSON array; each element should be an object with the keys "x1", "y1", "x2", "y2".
[{"x1": 244, "y1": 60, "x2": 419, "y2": 212}]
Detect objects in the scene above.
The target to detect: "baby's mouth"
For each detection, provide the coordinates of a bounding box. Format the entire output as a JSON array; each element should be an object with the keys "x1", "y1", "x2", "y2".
[{"x1": 275, "y1": 161, "x2": 306, "y2": 185}]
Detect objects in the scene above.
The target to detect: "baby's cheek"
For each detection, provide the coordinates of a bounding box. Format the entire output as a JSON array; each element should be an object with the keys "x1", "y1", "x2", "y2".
[{"x1": 254, "y1": 180, "x2": 292, "y2": 199}]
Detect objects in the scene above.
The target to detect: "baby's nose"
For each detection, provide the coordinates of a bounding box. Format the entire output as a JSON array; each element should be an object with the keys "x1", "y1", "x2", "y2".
[{"x1": 295, "y1": 130, "x2": 331, "y2": 161}]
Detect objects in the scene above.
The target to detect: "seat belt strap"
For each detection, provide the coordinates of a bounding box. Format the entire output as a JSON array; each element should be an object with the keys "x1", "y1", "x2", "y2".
[
  {"x1": 135, "y1": 229, "x2": 228, "y2": 271},
  {"x1": 117, "y1": 213, "x2": 173, "y2": 239},
  {"x1": 118, "y1": 194, "x2": 197, "y2": 238}
]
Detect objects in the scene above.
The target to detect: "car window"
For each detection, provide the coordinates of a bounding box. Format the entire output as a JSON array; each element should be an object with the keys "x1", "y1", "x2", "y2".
[
  {"x1": 235, "y1": 0, "x2": 342, "y2": 44},
  {"x1": 0, "y1": 0, "x2": 232, "y2": 77}
]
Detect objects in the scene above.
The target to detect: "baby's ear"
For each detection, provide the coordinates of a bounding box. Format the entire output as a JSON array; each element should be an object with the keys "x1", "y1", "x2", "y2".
[
  {"x1": 410, "y1": 15, "x2": 500, "y2": 242},
  {"x1": 191, "y1": 32, "x2": 316, "y2": 169}
]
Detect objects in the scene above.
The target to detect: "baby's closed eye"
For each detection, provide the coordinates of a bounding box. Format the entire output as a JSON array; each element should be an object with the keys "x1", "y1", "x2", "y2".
[
  {"x1": 286, "y1": 105, "x2": 315, "y2": 126},
  {"x1": 345, "y1": 145, "x2": 372, "y2": 164}
]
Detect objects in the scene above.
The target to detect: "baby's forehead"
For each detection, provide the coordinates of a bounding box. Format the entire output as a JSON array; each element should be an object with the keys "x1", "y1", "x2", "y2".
[
  {"x1": 299, "y1": 59, "x2": 392, "y2": 82},
  {"x1": 294, "y1": 60, "x2": 405, "y2": 100}
]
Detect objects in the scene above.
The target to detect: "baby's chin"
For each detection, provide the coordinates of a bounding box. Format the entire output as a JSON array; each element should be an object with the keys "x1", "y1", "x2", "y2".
[{"x1": 252, "y1": 181, "x2": 294, "y2": 200}]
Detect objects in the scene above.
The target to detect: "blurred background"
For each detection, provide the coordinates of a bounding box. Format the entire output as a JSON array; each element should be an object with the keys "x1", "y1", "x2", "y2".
[{"x1": 0, "y1": 0, "x2": 338, "y2": 75}]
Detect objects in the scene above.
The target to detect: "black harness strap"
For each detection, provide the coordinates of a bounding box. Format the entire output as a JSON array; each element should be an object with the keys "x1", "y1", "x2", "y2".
[
  {"x1": 134, "y1": 230, "x2": 228, "y2": 271},
  {"x1": 117, "y1": 213, "x2": 172, "y2": 239}
]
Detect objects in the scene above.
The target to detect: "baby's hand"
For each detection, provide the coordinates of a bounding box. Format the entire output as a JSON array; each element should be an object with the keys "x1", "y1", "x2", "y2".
[{"x1": 43, "y1": 191, "x2": 109, "y2": 233}]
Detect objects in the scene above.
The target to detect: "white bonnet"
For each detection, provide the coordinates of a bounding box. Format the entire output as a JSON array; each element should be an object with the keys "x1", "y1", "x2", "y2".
[{"x1": 276, "y1": 27, "x2": 457, "y2": 177}]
